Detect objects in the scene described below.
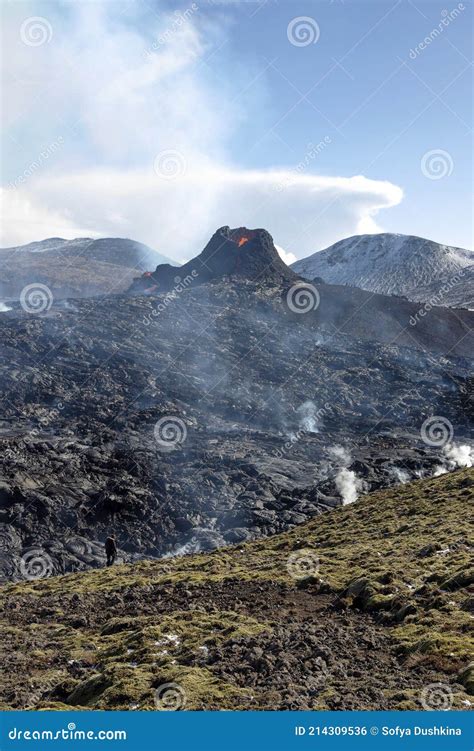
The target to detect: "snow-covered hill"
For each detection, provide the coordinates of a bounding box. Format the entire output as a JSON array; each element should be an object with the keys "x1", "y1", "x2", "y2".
[{"x1": 292, "y1": 233, "x2": 473, "y2": 306}]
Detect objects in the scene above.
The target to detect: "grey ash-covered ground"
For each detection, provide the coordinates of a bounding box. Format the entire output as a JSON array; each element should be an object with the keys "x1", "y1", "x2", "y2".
[{"x1": 0, "y1": 228, "x2": 472, "y2": 577}]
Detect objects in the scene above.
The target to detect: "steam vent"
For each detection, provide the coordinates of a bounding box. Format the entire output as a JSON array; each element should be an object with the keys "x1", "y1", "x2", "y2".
[{"x1": 128, "y1": 226, "x2": 300, "y2": 295}]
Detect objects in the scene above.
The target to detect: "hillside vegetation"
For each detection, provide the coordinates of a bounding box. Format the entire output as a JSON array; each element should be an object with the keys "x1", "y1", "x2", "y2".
[{"x1": 1, "y1": 469, "x2": 472, "y2": 711}]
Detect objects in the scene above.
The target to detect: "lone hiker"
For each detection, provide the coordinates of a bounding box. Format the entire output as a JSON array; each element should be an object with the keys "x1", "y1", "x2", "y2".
[{"x1": 105, "y1": 534, "x2": 117, "y2": 567}]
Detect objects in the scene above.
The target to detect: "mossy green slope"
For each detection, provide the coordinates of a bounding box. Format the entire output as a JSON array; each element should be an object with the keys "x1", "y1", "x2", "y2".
[{"x1": 0, "y1": 469, "x2": 472, "y2": 710}]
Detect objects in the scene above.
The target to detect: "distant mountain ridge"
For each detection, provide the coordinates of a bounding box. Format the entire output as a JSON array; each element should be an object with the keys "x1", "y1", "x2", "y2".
[
  {"x1": 291, "y1": 233, "x2": 473, "y2": 308},
  {"x1": 0, "y1": 237, "x2": 176, "y2": 301}
]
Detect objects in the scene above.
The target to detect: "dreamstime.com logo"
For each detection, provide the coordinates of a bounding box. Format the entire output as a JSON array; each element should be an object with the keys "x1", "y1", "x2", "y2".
[
  {"x1": 420, "y1": 682, "x2": 454, "y2": 711},
  {"x1": 153, "y1": 149, "x2": 187, "y2": 180},
  {"x1": 142, "y1": 271, "x2": 199, "y2": 325},
  {"x1": 20, "y1": 16, "x2": 53, "y2": 46},
  {"x1": 409, "y1": 268, "x2": 465, "y2": 326},
  {"x1": 421, "y1": 149, "x2": 454, "y2": 180},
  {"x1": 20, "y1": 283, "x2": 53, "y2": 314},
  {"x1": 154, "y1": 415, "x2": 188, "y2": 450},
  {"x1": 420, "y1": 416, "x2": 454, "y2": 447},
  {"x1": 8, "y1": 137, "x2": 64, "y2": 190},
  {"x1": 19, "y1": 549, "x2": 55, "y2": 580},
  {"x1": 409, "y1": 4, "x2": 465, "y2": 59},
  {"x1": 23, "y1": 401, "x2": 66, "y2": 446},
  {"x1": 287, "y1": 549, "x2": 320, "y2": 579},
  {"x1": 286, "y1": 282, "x2": 320, "y2": 314},
  {"x1": 287, "y1": 16, "x2": 320, "y2": 47},
  {"x1": 144, "y1": 4, "x2": 199, "y2": 56},
  {"x1": 273, "y1": 400, "x2": 334, "y2": 459},
  {"x1": 275, "y1": 138, "x2": 332, "y2": 192},
  {"x1": 8, "y1": 723, "x2": 127, "y2": 742},
  {"x1": 154, "y1": 682, "x2": 187, "y2": 710}
]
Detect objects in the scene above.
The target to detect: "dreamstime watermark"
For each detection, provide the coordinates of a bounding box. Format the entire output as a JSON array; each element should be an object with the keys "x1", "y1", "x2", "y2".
[
  {"x1": 143, "y1": 271, "x2": 199, "y2": 325},
  {"x1": 20, "y1": 16, "x2": 53, "y2": 46},
  {"x1": 409, "y1": 4, "x2": 465, "y2": 59},
  {"x1": 273, "y1": 401, "x2": 333, "y2": 459},
  {"x1": 275, "y1": 138, "x2": 332, "y2": 192},
  {"x1": 153, "y1": 150, "x2": 187, "y2": 180},
  {"x1": 409, "y1": 268, "x2": 465, "y2": 325},
  {"x1": 8, "y1": 726, "x2": 127, "y2": 742},
  {"x1": 420, "y1": 416, "x2": 454, "y2": 447},
  {"x1": 420, "y1": 682, "x2": 454, "y2": 711},
  {"x1": 154, "y1": 682, "x2": 187, "y2": 710},
  {"x1": 8, "y1": 137, "x2": 64, "y2": 190},
  {"x1": 164, "y1": 535, "x2": 200, "y2": 558},
  {"x1": 19, "y1": 548, "x2": 55, "y2": 580},
  {"x1": 20, "y1": 284, "x2": 53, "y2": 314},
  {"x1": 154, "y1": 416, "x2": 188, "y2": 450},
  {"x1": 144, "y1": 5, "x2": 199, "y2": 56},
  {"x1": 287, "y1": 16, "x2": 320, "y2": 47},
  {"x1": 286, "y1": 282, "x2": 320, "y2": 314},
  {"x1": 287, "y1": 548, "x2": 320, "y2": 579},
  {"x1": 24, "y1": 401, "x2": 66, "y2": 445},
  {"x1": 421, "y1": 149, "x2": 454, "y2": 180}
]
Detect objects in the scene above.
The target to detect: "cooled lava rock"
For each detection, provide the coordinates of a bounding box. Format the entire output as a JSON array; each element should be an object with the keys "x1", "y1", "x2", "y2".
[{"x1": 0, "y1": 227, "x2": 472, "y2": 578}]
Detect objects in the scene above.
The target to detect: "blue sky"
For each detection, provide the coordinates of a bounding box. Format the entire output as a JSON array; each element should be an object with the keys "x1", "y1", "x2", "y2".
[
  {"x1": 1, "y1": 0, "x2": 472, "y2": 260},
  {"x1": 213, "y1": 0, "x2": 473, "y2": 247}
]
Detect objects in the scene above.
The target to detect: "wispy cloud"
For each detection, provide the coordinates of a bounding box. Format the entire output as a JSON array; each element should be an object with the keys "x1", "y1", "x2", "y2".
[
  {"x1": 1, "y1": 1, "x2": 403, "y2": 257},
  {"x1": 1, "y1": 168, "x2": 402, "y2": 256}
]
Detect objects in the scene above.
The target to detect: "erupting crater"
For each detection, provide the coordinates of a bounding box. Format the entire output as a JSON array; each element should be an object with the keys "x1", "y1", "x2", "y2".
[{"x1": 129, "y1": 225, "x2": 300, "y2": 295}]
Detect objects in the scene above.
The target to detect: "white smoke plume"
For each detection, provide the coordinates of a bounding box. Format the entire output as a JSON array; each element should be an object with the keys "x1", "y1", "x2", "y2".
[
  {"x1": 335, "y1": 468, "x2": 362, "y2": 505},
  {"x1": 329, "y1": 445, "x2": 352, "y2": 466},
  {"x1": 330, "y1": 445, "x2": 363, "y2": 504},
  {"x1": 442, "y1": 443, "x2": 473, "y2": 469},
  {"x1": 390, "y1": 467, "x2": 410, "y2": 484},
  {"x1": 443, "y1": 443, "x2": 474, "y2": 469},
  {"x1": 432, "y1": 442, "x2": 472, "y2": 476},
  {"x1": 297, "y1": 400, "x2": 320, "y2": 434}
]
